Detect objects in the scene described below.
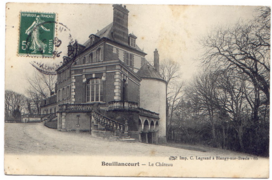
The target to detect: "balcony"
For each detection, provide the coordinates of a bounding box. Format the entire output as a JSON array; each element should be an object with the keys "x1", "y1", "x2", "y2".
[{"x1": 108, "y1": 101, "x2": 138, "y2": 111}]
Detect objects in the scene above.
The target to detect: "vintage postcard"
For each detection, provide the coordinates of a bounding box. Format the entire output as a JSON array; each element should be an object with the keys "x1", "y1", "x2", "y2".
[{"x1": 4, "y1": 2, "x2": 270, "y2": 177}]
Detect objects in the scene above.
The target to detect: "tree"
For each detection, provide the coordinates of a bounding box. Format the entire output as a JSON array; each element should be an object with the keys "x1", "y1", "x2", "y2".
[
  {"x1": 26, "y1": 67, "x2": 57, "y2": 114},
  {"x1": 192, "y1": 7, "x2": 271, "y2": 155},
  {"x1": 5, "y1": 90, "x2": 29, "y2": 120},
  {"x1": 27, "y1": 70, "x2": 56, "y2": 99},
  {"x1": 202, "y1": 7, "x2": 270, "y2": 105},
  {"x1": 160, "y1": 59, "x2": 182, "y2": 139}
]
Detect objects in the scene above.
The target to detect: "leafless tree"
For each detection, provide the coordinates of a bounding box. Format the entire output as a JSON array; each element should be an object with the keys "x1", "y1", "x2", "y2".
[
  {"x1": 168, "y1": 7, "x2": 269, "y2": 156},
  {"x1": 5, "y1": 90, "x2": 29, "y2": 120},
  {"x1": 160, "y1": 59, "x2": 182, "y2": 138},
  {"x1": 202, "y1": 7, "x2": 270, "y2": 105},
  {"x1": 191, "y1": 70, "x2": 220, "y2": 146},
  {"x1": 26, "y1": 68, "x2": 57, "y2": 114}
]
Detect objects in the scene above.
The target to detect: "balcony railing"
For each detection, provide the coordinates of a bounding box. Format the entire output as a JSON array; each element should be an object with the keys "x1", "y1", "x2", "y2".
[
  {"x1": 59, "y1": 104, "x2": 95, "y2": 112},
  {"x1": 138, "y1": 108, "x2": 159, "y2": 119},
  {"x1": 108, "y1": 101, "x2": 138, "y2": 111}
]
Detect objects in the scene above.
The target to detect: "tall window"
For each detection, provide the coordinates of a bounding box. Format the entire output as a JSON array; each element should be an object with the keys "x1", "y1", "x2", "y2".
[
  {"x1": 62, "y1": 88, "x2": 65, "y2": 100},
  {"x1": 86, "y1": 79, "x2": 104, "y2": 102},
  {"x1": 89, "y1": 53, "x2": 93, "y2": 63},
  {"x1": 124, "y1": 52, "x2": 129, "y2": 65},
  {"x1": 58, "y1": 90, "x2": 60, "y2": 102},
  {"x1": 124, "y1": 52, "x2": 134, "y2": 67},
  {"x1": 59, "y1": 89, "x2": 62, "y2": 102},
  {"x1": 66, "y1": 86, "x2": 70, "y2": 99},
  {"x1": 96, "y1": 48, "x2": 101, "y2": 61},
  {"x1": 93, "y1": 52, "x2": 97, "y2": 63},
  {"x1": 83, "y1": 57, "x2": 86, "y2": 64},
  {"x1": 130, "y1": 54, "x2": 134, "y2": 67}
]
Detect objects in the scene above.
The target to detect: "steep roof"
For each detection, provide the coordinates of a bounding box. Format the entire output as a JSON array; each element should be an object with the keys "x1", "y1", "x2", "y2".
[
  {"x1": 82, "y1": 22, "x2": 144, "y2": 52},
  {"x1": 83, "y1": 23, "x2": 113, "y2": 48},
  {"x1": 136, "y1": 62, "x2": 164, "y2": 81}
]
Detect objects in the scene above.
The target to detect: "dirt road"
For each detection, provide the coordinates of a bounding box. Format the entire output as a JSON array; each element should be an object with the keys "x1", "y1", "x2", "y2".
[{"x1": 4, "y1": 123, "x2": 258, "y2": 157}]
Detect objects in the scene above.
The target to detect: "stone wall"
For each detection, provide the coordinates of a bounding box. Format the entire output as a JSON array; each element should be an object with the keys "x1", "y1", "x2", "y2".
[{"x1": 63, "y1": 112, "x2": 91, "y2": 132}]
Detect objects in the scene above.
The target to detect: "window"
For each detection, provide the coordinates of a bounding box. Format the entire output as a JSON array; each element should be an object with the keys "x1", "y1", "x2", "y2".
[
  {"x1": 58, "y1": 90, "x2": 60, "y2": 102},
  {"x1": 130, "y1": 38, "x2": 136, "y2": 47},
  {"x1": 90, "y1": 36, "x2": 95, "y2": 44},
  {"x1": 86, "y1": 79, "x2": 104, "y2": 102},
  {"x1": 130, "y1": 54, "x2": 134, "y2": 67},
  {"x1": 57, "y1": 74, "x2": 60, "y2": 83},
  {"x1": 67, "y1": 86, "x2": 70, "y2": 99},
  {"x1": 64, "y1": 70, "x2": 67, "y2": 80},
  {"x1": 83, "y1": 57, "x2": 86, "y2": 64},
  {"x1": 89, "y1": 53, "x2": 93, "y2": 63},
  {"x1": 93, "y1": 52, "x2": 97, "y2": 63},
  {"x1": 124, "y1": 52, "x2": 129, "y2": 65},
  {"x1": 96, "y1": 48, "x2": 101, "y2": 61},
  {"x1": 62, "y1": 88, "x2": 65, "y2": 100},
  {"x1": 124, "y1": 52, "x2": 134, "y2": 67},
  {"x1": 59, "y1": 89, "x2": 62, "y2": 102}
]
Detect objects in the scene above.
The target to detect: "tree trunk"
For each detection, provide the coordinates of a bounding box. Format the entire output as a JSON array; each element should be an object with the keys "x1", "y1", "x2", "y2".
[
  {"x1": 238, "y1": 126, "x2": 245, "y2": 152},
  {"x1": 222, "y1": 125, "x2": 226, "y2": 149}
]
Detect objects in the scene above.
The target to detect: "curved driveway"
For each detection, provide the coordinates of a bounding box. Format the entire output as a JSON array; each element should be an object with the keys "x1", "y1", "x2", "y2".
[{"x1": 4, "y1": 123, "x2": 260, "y2": 157}]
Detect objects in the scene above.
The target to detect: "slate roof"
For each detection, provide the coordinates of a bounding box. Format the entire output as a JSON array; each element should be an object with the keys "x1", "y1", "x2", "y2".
[
  {"x1": 82, "y1": 22, "x2": 144, "y2": 52},
  {"x1": 136, "y1": 62, "x2": 164, "y2": 81}
]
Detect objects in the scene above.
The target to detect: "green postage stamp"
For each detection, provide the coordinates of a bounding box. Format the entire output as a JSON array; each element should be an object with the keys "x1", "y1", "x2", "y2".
[{"x1": 18, "y1": 12, "x2": 56, "y2": 57}]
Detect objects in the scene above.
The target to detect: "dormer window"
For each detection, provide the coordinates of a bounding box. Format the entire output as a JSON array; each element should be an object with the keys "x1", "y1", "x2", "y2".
[
  {"x1": 130, "y1": 38, "x2": 135, "y2": 47},
  {"x1": 89, "y1": 34, "x2": 99, "y2": 46},
  {"x1": 91, "y1": 36, "x2": 95, "y2": 44},
  {"x1": 129, "y1": 33, "x2": 137, "y2": 48}
]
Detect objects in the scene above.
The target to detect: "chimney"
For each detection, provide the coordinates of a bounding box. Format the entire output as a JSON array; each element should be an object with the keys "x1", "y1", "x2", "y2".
[
  {"x1": 112, "y1": 4, "x2": 129, "y2": 45},
  {"x1": 154, "y1": 49, "x2": 159, "y2": 71}
]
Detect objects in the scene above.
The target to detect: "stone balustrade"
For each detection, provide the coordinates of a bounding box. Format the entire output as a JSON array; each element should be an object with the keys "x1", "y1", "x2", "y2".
[
  {"x1": 108, "y1": 101, "x2": 138, "y2": 111},
  {"x1": 138, "y1": 108, "x2": 159, "y2": 119},
  {"x1": 92, "y1": 111, "x2": 125, "y2": 133},
  {"x1": 58, "y1": 104, "x2": 95, "y2": 112}
]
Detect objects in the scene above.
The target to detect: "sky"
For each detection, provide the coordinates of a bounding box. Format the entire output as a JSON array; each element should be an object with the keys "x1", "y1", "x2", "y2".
[{"x1": 4, "y1": 3, "x2": 260, "y2": 96}]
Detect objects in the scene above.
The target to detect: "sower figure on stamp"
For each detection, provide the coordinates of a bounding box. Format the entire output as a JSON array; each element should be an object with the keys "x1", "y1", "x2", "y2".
[{"x1": 25, "y1": 15, "x2": 50, "y2": 53}]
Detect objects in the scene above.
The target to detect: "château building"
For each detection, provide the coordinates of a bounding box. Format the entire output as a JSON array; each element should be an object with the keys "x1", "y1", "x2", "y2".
[{"x1": 41, "y1": 4, "x2": 167, "y2": 143}]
